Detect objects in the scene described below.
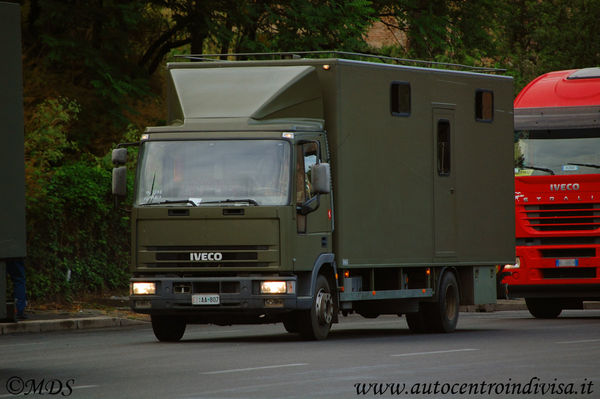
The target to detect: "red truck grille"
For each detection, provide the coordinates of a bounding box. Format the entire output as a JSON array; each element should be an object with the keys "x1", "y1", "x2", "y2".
[{"x1": 524, "y1": 204, "x2": 600, "y2": 232}]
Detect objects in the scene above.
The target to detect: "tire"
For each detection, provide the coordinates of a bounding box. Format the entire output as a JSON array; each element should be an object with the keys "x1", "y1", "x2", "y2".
[
  {"x1": 151, "y1": 315, "x2": 186, "y2": 342},
  {"x1": 299, "y1": 275, "x2": 334, "y2": 340},
  {"x1": 428, "y1": 271, "x2": 460, "y2": 333},
  {"x1": 406, "y1": 309, "x2": 430, "y2": 333},
  {"x1": 525, "y1": 298, "x2": 562, "y2": 319},
  {"x1": 282, "y1": 312, "x2": 301, "y2": 333}
]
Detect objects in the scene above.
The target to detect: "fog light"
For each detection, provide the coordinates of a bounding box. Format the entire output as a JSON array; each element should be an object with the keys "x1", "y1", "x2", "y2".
[
  {"x1": 261, "y1": 281, "x2": 287, "y2": 294},
  {"x1": 131, "y1": 282, "x2": 156, "y2": 295}
]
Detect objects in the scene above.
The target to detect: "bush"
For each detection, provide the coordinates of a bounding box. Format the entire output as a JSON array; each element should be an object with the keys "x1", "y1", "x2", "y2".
[
  {"x1": 24, "y1": 98, "x2": 135, "y2": 301},
  {"x1": 26, "y1": 160, "x2": 133, "y2": 301}
]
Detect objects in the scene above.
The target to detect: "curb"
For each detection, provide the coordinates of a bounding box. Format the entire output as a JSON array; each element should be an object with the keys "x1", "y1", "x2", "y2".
[{"x1": 0, "y1": 316, "x2": 147, "y2": 336}]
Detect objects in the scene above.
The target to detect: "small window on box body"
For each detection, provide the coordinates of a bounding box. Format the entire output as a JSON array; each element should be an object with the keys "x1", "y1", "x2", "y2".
[
  {"x1": 437, "y1": 120, "x2": 451, "y2": 176},
  {"x1": 391, "y1": 82, "x2": 411, "y2": 116},
  {"x1": 476, "y1": 90, "x2": 493, "y2": 122}
]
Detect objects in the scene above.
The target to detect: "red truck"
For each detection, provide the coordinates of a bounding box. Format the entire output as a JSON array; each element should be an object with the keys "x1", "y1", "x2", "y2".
[{"x1": 504, "y1": 68, "x2": 600, "y2": 318}]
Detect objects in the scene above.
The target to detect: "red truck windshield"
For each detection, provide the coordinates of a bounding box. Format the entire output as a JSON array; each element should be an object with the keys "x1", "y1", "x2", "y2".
[{"x1": 515, "y1": 128, "x2": 600, "y2": 176}]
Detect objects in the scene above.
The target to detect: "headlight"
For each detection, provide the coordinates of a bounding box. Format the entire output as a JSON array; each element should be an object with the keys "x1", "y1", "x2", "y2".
[
  {"x1": 131, "y1": 282, "x2": 156, "y2": 295},
  {"x1": 260, "y1": 281, "x2": 295, "y2": 294},
  {"x1": 504, "y1": 257, "x2": 521, "y2": 270}
]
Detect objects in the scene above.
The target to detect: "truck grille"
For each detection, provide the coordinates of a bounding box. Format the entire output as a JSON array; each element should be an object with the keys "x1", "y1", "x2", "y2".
[
  {"x1": 524, "y1": 204, "x2": 600, "y2": 232},
  {"x1": 541, "y1": 267, "x2": 597, "y2": 279},
  {"x1": 140, "y1": 245, "x2": 278, "y2": 268}
]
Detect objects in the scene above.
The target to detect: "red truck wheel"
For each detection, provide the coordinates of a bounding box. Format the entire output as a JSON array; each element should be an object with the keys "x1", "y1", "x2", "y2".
[{"x1": 525, "y1": 298, "x2": 562, "y2": 319}]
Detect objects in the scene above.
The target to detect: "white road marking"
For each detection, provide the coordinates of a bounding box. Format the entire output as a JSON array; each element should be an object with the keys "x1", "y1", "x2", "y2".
[
  {"x1": 201, "y1": 363, "x2": 308, "y2": 375},
  {"x1": 72, "y1": 385, "x2": 100, "y2": 390},
  {"x1": 0, "y1": 342, "x2": 45, "y2": 348},
  {"x1": 391, "y1": 348, "x2": 479, "y2": 357},
  {"x1": 556, "y1": 338, "x2": 600, "y2": 344}
]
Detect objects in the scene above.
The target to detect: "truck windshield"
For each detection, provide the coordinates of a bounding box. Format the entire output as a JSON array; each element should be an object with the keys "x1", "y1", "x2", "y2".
[
  {"x1": 136, "y1": 139, "x2": 291, "y2": 206},
  {"x1": 514, "y1": 128, "x2": 600, "y2": 176}
]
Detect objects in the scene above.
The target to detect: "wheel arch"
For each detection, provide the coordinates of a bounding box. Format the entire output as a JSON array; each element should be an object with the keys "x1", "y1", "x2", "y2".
[{"x1": 309, "y1": 253, "x2": 338, "y2": 323}]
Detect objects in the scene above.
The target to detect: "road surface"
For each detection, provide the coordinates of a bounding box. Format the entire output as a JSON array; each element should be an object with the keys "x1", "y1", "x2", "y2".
[{"x1": 1, "y1": 310, "x2": 599, "y2": 398}]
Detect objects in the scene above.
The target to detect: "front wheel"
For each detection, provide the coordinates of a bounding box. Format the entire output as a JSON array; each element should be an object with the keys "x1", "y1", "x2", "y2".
[
  {"x1": 299, "y1": 275, "x2": 334, "y2": 340},
  {"x1": 151, "y1": 315, "x2": 186, "y2": 342},
  {"x1": 525, "y1": 298, "x2": 562, "y2": 319},
  {"x1": 282, "y1": 312, "x2": 301, "y2": 333}
]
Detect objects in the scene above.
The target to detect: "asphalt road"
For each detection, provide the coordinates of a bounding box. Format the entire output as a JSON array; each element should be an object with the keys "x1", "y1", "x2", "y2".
[{"x1": 1, "y1": 310, "x2": 599, "y2": 399}]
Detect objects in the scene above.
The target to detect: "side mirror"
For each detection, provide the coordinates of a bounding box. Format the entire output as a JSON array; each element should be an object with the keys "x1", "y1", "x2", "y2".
[
  {"x1": 311, "y1": 163, "x2": 331, "y2": 194},
  {"x1": 112, "y1": 148, "x2": 127, "y2": 165},
  {"x1": 112, "y1": 166, "x2": 127, "y2": 197}
]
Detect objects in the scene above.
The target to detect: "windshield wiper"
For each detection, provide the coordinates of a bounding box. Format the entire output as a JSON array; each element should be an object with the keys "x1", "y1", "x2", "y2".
[
  {"x1": 521, "y1": 165, "x2": 555, "y2": 175},
  {"x1": 200, "y1": 199, "x2": 259, "y2": 206},
  {"x1": 143, "y1": 199, "x2": 197, "y2": 206},
  {"x1": 567, "y1": 162, "x2": 600, "y2": 169}
]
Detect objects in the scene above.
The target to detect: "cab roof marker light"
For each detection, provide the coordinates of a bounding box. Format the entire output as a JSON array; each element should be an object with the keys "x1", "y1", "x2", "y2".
[
  {"x1": 282, "y1": 132, "x2": 294, "y2": 139},
  {"x1": 141, "y1": 134, "x2": 149, "y2": 141}
]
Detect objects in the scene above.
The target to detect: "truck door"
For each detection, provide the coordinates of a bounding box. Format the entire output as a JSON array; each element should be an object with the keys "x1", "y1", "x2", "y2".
[
  {"x1": 294, "y1": 139, "x2": 332, "y2": 268},
  {"x1": 433, "y1": 107, "x2": 457, "y2": 257}
]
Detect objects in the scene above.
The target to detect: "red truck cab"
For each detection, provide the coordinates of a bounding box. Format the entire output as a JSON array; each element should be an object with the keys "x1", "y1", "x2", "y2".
[{"x1": 504, "y1": 68, "x2": 600, "y2": 317}]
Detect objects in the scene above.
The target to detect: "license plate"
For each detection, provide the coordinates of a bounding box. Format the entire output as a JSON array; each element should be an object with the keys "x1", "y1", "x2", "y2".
[
  {"x1": 556, "y1": 259, "x2": 578, "y2": 267},
  {"x1": 192, "y1": 294, "x2": 220, "y2": 305}
]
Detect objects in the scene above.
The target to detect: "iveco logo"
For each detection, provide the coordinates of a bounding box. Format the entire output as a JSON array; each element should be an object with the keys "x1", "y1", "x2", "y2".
[
  {"x1": 190, "y1": 252, "x2": 223, "y2": 261},
  {"x1": 550, "y1": 183, "x2": 580, "y2": 191}
]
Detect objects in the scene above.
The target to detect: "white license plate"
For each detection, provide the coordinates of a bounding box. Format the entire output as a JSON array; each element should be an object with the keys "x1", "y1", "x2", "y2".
[
  {"x1": 556, "y1": 259, "x2": 578, "y2": 267},
  {"x1": 192, "y1": 294, "x2": 220, "y2": 305}
]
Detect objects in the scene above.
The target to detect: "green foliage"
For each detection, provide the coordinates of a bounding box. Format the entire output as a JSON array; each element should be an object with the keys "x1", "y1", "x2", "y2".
[
  {"x1": 26, "y1": 160, "x2": 133, "y2": 301},
  {"x1": 24, "y1": 0, "x2": 153, "y2": 153},
  {"x1": 25, "y1": 98, "x2": 79, "y2": 172},
  {"x1": 262, "y1": 0, "x2": 376, "y2": 52},
  {"x1": 24, "y1": 98, "x2": 134, "y2": 301}
]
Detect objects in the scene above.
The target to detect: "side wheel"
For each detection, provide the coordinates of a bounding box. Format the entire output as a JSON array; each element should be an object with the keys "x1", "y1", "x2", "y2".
[
  {"x1": 300, "y1": 275, "x2": 334, "y2": 340},
  {"x1": 428, "y1": 271, "x2": 460, "y2": 333},
  {"x1": 151, "y1": 315, "x2": 186, "y2": 342},
  {"x1": 525, "y1": 298, "x2": 562, "y2": 319}
]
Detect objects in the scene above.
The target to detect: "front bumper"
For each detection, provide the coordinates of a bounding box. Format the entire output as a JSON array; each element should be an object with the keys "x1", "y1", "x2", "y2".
[
  {"x1": 507, "y1": 283, "x2": 600, "y2": 299},
  {"x1": 129, "y1": 276, "x2": 313, "y2": 323}
]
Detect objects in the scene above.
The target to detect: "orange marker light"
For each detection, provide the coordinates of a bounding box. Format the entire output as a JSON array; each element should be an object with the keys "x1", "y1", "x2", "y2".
[
  {"x1": 344, "y1": 270, "x2": 350, "y2": 278},
  {"x1": 372, "y1": 291, "x2": 376, "y2": 296},
  {"x1": 426, "y1": 268, "x2": 431, "y2": 275}
]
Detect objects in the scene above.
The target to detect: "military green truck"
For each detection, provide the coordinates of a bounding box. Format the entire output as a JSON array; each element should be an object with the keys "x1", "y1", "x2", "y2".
[{"x1": 113, "y1": 53, "x2": 515, "y2": 341}]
